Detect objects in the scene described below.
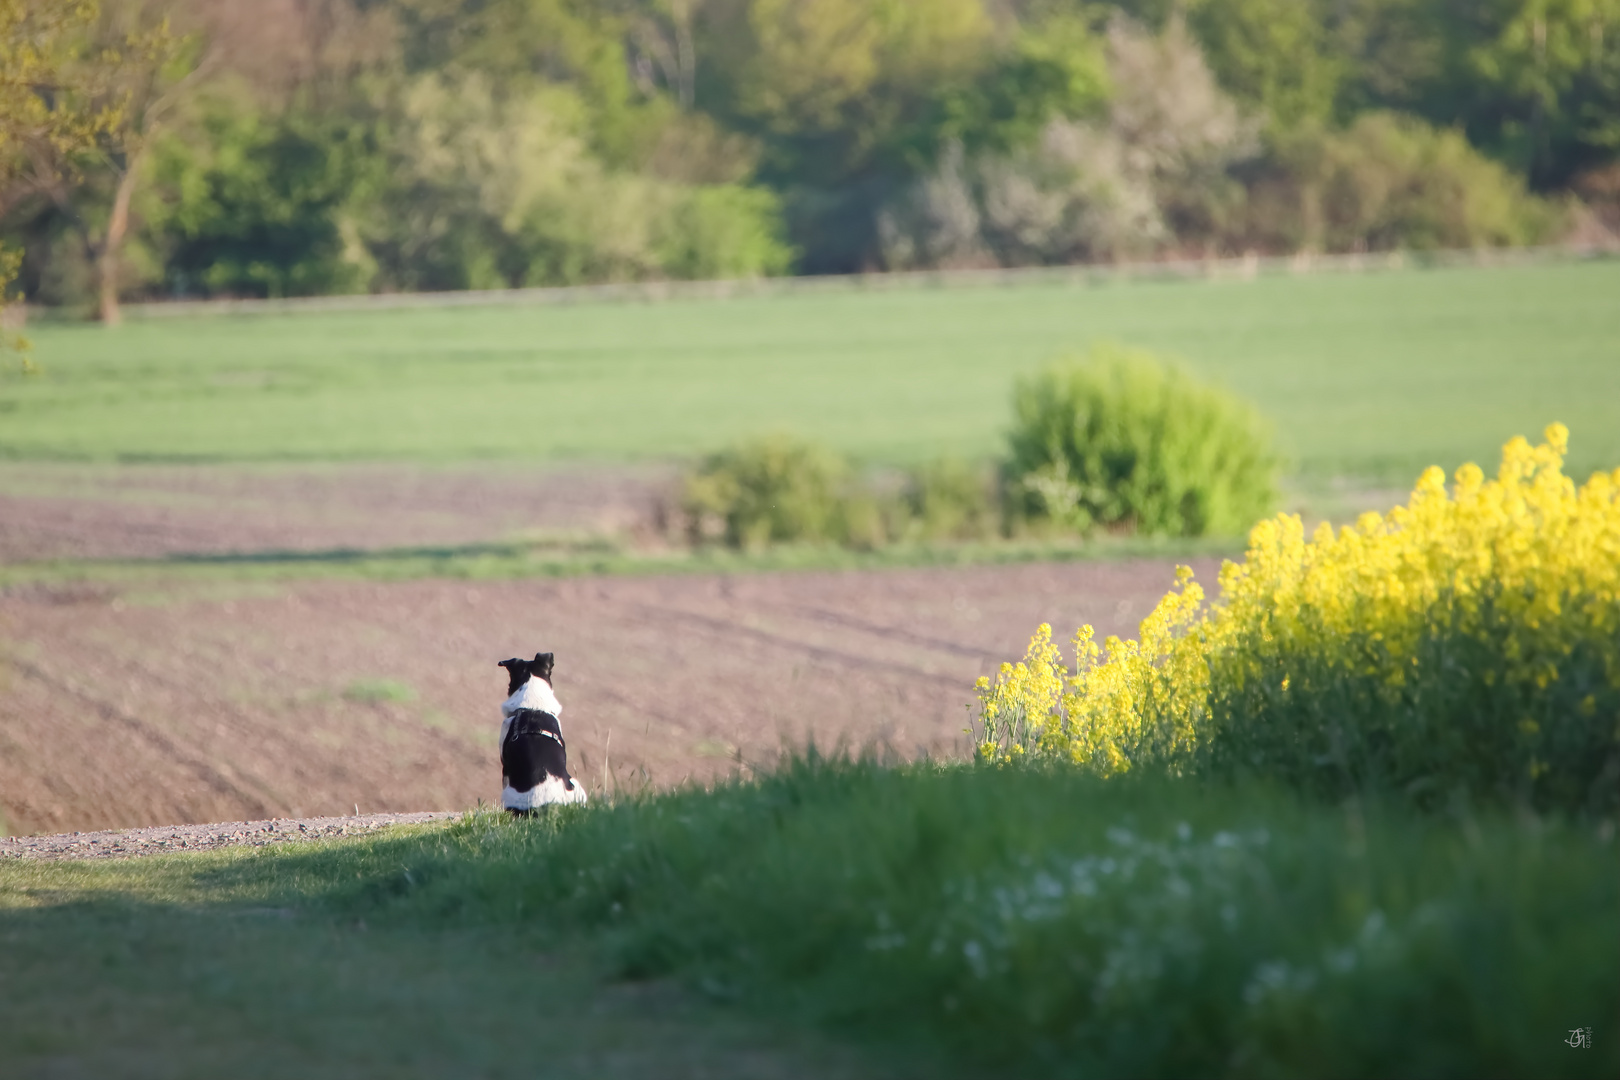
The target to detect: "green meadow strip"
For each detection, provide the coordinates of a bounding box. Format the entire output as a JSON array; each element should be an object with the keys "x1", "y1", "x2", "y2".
[{"x1": 0, "y1": 534, "x2": 1242, "y2": 591}]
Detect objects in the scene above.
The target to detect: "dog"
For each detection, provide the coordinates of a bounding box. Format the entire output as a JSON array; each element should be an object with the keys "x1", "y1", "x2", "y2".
[{"x1": 497, "y1": 652, "x2": 587, "y2": 813}]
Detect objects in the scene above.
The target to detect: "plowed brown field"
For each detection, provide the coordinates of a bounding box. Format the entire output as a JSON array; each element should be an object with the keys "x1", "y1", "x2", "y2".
[
  {"x1": 0, "y1": 558, "x2": 1210, "y2": 836},
  {"x1": 0, "y1": 462, "x2": 672, "y2": 562}
]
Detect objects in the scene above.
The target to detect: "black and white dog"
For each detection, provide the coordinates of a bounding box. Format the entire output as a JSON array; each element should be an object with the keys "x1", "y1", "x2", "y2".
[{"x1": 497, "y1": 652, "x2": 587, "y2": 813}]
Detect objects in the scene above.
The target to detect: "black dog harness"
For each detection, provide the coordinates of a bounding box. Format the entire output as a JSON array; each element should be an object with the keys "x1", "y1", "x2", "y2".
[{"x1": 501, "y1": 709, "x2": 576, "y2": 793}]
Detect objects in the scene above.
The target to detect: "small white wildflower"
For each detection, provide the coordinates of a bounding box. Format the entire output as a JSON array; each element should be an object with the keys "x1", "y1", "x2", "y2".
[
  {"x1": 1069, "y1": 858, "x2": 1099, "y2": 896},
  {"x1": 1326, "y1": 946, "x2": 1357, "y2": 973},
  {"x1": 1243, "y1": 959, "x2": 1318, "y2": 1005}
]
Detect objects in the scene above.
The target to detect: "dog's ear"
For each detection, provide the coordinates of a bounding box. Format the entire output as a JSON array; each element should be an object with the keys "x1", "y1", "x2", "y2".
[
  {"x1": 498, "y1": 658, "x2": 530, "y2": 695},
  {"x1": 532, "y1": 652, "x2": 555, "y2": 684}
]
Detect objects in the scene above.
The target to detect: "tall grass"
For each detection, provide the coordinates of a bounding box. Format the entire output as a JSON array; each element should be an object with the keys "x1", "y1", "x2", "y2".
[
  {"x1": 5, "y1": 758, "x2": 1613, "y2": 1076},
  {"x1": 302, "y1": 759, "x2": 1617, "y2": 1078}
]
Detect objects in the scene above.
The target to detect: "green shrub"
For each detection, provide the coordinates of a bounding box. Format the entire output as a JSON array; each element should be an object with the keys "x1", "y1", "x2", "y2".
[
  {"x1": 654, "y1": 184, "x2": 795, "y2": 280},
  {"x1": 901, "y1": 457, "x2": 1001, "y2": 541},
  {"x1": 682, "y1": 436, "x2": 852, "y2": 550},
  {"x1": 1245, "y1": 113, "x2": 1567, "y2": 253},
  {"x1": 143, "y1": 105, "x2": 378, "y2": 299},
  {"x1": 682, "y1": 439, "x2": 1003, "y2": 551},
  {"x1": 1317, "y1": 113, "x2": 1564, "y2": 250},
  {"x1": 344, "y1": 75, "x2": 795, "y2": 293},
  {"x1": 1006, "y1": 345, "x2": 1279, "y2": 538}
]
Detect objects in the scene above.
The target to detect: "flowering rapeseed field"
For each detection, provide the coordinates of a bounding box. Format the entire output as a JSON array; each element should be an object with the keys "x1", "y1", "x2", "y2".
[{"x1": 977, "y1": 425, "x2": 1620, "y2": 811}]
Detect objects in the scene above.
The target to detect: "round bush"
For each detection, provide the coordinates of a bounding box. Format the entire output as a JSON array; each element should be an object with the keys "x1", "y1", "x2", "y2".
[{"x1": 1006, "y1": 346, "x2": 1278, "y2": 538}]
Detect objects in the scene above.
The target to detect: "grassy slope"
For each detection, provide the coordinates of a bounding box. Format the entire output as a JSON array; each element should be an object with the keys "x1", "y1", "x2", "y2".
[
  {"x1": 4, "y1": 764, "x2": 1615, "y2": 1078},
  {"x1": 9, "y1": 262, "x2": 1620, "y2": 484},
  {"x1": 0, "y1": 831, "x2": 890, "y2": 1080}
]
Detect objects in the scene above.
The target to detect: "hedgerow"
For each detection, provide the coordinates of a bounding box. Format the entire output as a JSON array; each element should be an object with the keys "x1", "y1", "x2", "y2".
[{"x1": 978, "y1": 425, "x2": 1620, "y2": 812}]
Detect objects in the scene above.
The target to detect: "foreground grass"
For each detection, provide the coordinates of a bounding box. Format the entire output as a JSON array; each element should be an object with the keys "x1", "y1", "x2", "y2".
[
  {"x1": 0, "y1": 833, "x2": 887, "y2": 1080},
  {"x1": 11, "y1": 261, "x2": 1620, "y2": 485},
  {"x1": 4, "y1": 761, "x2": 1615, "y2": 1077}
]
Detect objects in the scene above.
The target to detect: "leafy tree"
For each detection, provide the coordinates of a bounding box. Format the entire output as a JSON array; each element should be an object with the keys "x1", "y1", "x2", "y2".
[
  {"x1": 697, "y1": 1, "x2": 1111, "y2": 269},
  {"x1": 879, "y1": 15, "x2": 1248, "y2": 269},
  {"x1": 1240, "y1": 110, "x2": 1564, "y2": 252},
  {"x1": 383, "y1": 0, "x2": 666, "y2": 168},
  {"x1": 0, "y1": 0, "x2": 119, "y2": 359},
  {"x1": 929, "y1": 14, "x2": 1109, "y2": 157},
  {"x1": 10, "y1": 0, "x2": 1614, "y2": 307},
  {"x1": 0, "y1": 1, "x2": 114, "y2": 209},
  {"x1": 1437, "y1": 0, "x2": 1620, "y2": 186},
  {"x1": 1183, "y1": 0, "x2": 1341, "y2": 129},
  {"x1": 621, "y1": 0, "x2": 700, "y2": 108},
  {"x1": 10, "y1": 1, "x2": 205, "y2": 323},
  {"x1": 696, "y1": 0, "x2": 994, "y2": 184},
  {"x1": 142, "y1": 103, "x2": 379, "y2": 297},
  {"x1": 1325, "y1": 0, "x2": 1620, "y2": 187},
  {"x1": 350, "y1": 72, "x2": 788, "y2": 290}
]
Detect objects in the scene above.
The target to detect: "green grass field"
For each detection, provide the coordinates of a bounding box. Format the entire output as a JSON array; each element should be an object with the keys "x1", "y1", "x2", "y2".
[
  {"x1": 9, "y1": 261, "x2": 1620, "y2": 485},
  {"x1": 0, "y1": 531, "x2": 1239, "y2": 591},
  {"x1": 4, "y1": 762, "x2": 1615, "y2": 1078}
]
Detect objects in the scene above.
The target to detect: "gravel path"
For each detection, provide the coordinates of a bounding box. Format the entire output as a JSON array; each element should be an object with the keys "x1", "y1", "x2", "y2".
[{"x1": 0, "y1": 810, "x2": 461, "y2": 862}]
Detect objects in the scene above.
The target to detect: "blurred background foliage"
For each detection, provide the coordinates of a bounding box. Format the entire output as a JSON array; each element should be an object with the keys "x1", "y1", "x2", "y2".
[{"x1": 4, "y1": 0, "x2": 1619, "y2": 315}]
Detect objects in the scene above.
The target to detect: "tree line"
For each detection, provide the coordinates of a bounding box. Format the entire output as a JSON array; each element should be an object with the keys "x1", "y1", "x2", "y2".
[{"x1": 3, "y1": 0, "x2": 1618, "y2": 322}]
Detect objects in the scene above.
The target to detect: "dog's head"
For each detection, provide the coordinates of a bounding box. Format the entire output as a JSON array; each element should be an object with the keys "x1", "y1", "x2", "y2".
[{"x1": 498, "y1": 652, "x2": 555, "y2": 696}]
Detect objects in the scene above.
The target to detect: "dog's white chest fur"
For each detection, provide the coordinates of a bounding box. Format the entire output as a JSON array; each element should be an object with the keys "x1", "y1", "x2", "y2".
[{"x1": 499, "y1": 680, "x2": 563, "y2": 742}]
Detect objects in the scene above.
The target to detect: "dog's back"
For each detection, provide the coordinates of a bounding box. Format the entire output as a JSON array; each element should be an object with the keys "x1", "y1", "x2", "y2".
[{"x1": 502, "y1": 708, "x2": 579, "y2": 797}]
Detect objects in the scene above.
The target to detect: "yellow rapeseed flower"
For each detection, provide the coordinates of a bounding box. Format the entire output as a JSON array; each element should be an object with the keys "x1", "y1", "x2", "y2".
[{"x1": 975, "y1": 426, "x2": 1620, "y2": 810}]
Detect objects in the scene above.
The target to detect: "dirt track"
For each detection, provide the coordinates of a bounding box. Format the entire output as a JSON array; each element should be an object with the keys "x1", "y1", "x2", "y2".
[{"x1": 0, "y1": 558, "x2": 1211, "y2": 836}]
